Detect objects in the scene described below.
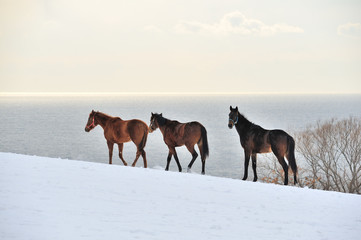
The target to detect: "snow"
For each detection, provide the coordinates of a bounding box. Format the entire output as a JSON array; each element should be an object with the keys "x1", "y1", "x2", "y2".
[{"x1": 1, "y1": 153, "x2": 360, "y2": 240}]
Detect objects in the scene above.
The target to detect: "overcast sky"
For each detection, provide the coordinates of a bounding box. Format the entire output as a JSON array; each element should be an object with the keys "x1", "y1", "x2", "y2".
[{"x1": 1, "y1": 0, "x2": 361, "y2": 94}]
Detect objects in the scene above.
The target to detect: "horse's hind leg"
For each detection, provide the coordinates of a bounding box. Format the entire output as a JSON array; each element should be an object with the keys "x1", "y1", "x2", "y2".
[
  {"x1": 187, "y1": 152, "x2": 198, "y2": 172},
  {"x1": 117, "y1": 143, "x2": 127, "y2": 166},
  {"x1": 186, "y1": 144, "x2": 198, "y2": 172},
  {"x1": 131, "y1": 149, "x2": 147, "y2": 168},
  {"x1": 286, "y1": 138, "x2": 298, "y2": 185},
  {"x1": 131, "y1": 151, "x2": 141, "y2": 167},
  {"x1": 201, "y1": 159, "x2": 205, "y2": 175},
  {"x1": 141, "y1": 149, "x2": 147, "y2": 168},
  {"x1": 287, "y1": 153, "x2": 298, "y2": 185},
  {"x1": 275, "y1": 155, "x2": 289, "y2": 185}
]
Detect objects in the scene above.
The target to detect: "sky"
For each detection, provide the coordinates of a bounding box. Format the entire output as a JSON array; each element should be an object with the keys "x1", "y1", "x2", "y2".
[{"x1": 0, "y1": 0, "x2": 361, "y2": 94}]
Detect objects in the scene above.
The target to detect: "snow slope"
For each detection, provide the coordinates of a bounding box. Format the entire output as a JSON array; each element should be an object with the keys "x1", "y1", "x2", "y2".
[{"x1": 1, "y1": 153, "x2": 360, "y2": 240}]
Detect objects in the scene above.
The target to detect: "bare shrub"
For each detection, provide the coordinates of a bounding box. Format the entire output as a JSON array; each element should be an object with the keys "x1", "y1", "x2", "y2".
[{"x1": 296, "y1": 117, "x2": 361, "y2": 194}]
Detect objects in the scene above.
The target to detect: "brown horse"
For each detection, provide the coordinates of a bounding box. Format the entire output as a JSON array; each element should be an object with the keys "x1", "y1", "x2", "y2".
[
  {"x1": 228, "y1": 106, "x2": 298, "y2": 185},
  {"x1": 85, "y1": 110, "x2": 148, "y2": 167},
  {"x1": 149, "y1": 113, "x2": 209, "y2": 175}
]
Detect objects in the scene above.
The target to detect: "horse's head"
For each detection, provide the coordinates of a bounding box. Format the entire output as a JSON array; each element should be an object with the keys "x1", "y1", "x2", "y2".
[
  {"x1": 149, "y1": 112, "x2": 162, "y2": 133},
  {"x1": 85, "y1": 110, "x2": 98, "y2": 132},
  {"x1": 228, "y1": 106, "x2": 239, "y2": 129}
]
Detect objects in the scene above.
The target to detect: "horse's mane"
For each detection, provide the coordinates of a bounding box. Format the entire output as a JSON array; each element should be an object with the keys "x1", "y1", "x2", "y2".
[
  {"x1": 155, "y1": 114, "x2": 169, "y2": 127},
  {"x1": 238, "y1": 112, "x2": 254, "y2": 128},
  {"x1": 96, "y1": 111, "x2": 112, "y2": 117},
  {"x1": 96, "y1": 111, "x2": 122, "y2": 120},
  {"x1": 238, "y1": 112, "x2": 265, "y2": 131}
]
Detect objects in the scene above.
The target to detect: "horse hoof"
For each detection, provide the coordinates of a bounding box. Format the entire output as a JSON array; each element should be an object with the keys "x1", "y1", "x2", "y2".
[{"x1": 187, "y1": 168, "x2": 191, "y2": 173}]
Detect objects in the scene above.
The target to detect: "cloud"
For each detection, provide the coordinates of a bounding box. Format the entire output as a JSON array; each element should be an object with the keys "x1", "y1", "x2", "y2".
[
  {"x1": 337, "y1": 22, "x2": 361, "y2": 38},
  {"x1": 144, "y1": 25, "x2": 163, "y2": 33},
  {"x1": 174, "y1": 11, "x2": 304, "y2": 36}
]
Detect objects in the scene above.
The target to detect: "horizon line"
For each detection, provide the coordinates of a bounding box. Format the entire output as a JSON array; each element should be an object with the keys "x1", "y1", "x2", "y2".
[{"x1": 0, "y1": 91, "x2": 360, "y2": 96}]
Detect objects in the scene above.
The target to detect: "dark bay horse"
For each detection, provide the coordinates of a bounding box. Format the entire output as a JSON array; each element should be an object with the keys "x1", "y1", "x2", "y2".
[
  {"x1": 228, "y1": 106, "x2": 298, "y2": 185},
  {"x1": 85, "y1": 110, "x2": 148, "y2": 167},
  {"x1": 149, "y1": 113, "x2": 209, "y2": 175}
]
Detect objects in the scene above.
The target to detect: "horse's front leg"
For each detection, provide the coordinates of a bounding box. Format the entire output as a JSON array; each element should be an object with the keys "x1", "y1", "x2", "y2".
[
  {"x1": 173, "y1": 149, "x2": 182, "y2": 172},
  {"x1": 117, "y1": 143, "x2": 127, "y2": 166},
  {"x1": 242, "y1": 150, "x2": 251, "y2": 180},
  {"x1": 166, "y1": 147, "x2": 182, "y2": 172},
  {"x1": 107, "y1": 141, "x2": 114, "y2": 164},
  {"x1": 251, "y1": 153, "x2": 258, "y2": 182},
  {"x1": 165, "y1": 151, "x2": 172, "y2": 171}
]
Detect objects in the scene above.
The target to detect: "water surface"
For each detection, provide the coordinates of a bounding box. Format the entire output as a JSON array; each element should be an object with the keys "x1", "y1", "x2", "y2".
[{"x1": 1, "y1": 94, "x2": 360, "y2": 179}]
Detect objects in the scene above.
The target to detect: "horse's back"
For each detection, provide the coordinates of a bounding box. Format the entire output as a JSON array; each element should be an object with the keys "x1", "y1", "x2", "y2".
[
  {"x1": 268, "y1": 129, "x2": 291, "y2": 142},
  {"x1": 126, "y1": 119, "x2": 148, "y2": 149},
  {"x1": 104, "y1": 117, "x2": 130, "y2": 143},
  {"x1": 184, "y1": 121, "x2": 205, "y2": 144},
  {"x1": 127, "y1": 119, "x2": 148, "y2": 128},
  {"x1": 104, "y1": 118, "x2": 148, "y2": 144},
  {"x1": 185, "y1": 121, "x2": 204, "y2": 134},
  {"x1": 187, "y1": 121, "x2": 204, "y2": 128},
  {"x1": 126, "y1": 119, "x2": 149, "y2": 136},
  {"x1": 163, "y1": 120, "x2": 205, "y2": 146}
]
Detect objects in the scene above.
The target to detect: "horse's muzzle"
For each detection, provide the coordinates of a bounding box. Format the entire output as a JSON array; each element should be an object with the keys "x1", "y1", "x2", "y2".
[{"x1": 228, "y1": 122, "x2": 234, "y2": 129}]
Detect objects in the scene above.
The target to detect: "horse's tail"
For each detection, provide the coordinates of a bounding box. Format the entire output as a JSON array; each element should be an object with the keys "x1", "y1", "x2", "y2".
[
  {"x1": 138, "y1": 125, "x2": 148, "y2": 151},
  {"x1": 198, "y1": 125, "x2": 209, "y2": 161},
  {"x1": 287, "y1": 135, "x2": 298, "y2": 184}
]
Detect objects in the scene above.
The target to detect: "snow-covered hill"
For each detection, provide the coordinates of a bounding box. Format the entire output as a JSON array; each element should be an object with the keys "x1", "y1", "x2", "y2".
[{"x1": 1, "y1": 152, "x2": 360, "y2": 240}]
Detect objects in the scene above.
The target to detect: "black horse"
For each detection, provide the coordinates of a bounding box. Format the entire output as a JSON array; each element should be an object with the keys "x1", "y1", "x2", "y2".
[{"x1": 228, "y1": 106, "x2": 298, "y2": 185}]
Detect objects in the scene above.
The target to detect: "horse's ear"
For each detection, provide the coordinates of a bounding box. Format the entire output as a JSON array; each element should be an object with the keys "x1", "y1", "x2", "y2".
[
  {"x1": 160, "y1": 113, "x2": 163, "y2": 117},
  {"x1": 92, "y1": 110, "x2": 95, "y2": 113},
  {"x1": 230, "y1": 106, "x2": 233, "y2": 111},
  {"x1": 235, "y1": 106, "x2": 238, "y2": 111},
  {"x1": 151, "y1": 112, "x2": 154, "y2": 116}
]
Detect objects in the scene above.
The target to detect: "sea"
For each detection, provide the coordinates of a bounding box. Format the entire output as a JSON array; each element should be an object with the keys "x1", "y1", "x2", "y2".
[{"x1": 1, "y1": 94, "x2": 360, "y2": 179}]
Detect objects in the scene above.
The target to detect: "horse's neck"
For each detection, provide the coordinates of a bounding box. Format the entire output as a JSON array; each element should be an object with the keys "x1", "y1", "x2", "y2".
[
  {"x1": 236, "y1": 113, "x2": 252, "y2": 136},
  {"x1": 157, "y1": 118, "x2": 171, "y2": 135},
  {"x1": 158, "y1": 125, "x2": 167, "y2": 136},
  {"x1": 157, "y1": 120, "x2": 167, "y2": 134},
  {"x1": 96, "y1": 113, "x2": 112, "y2": 129}
]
